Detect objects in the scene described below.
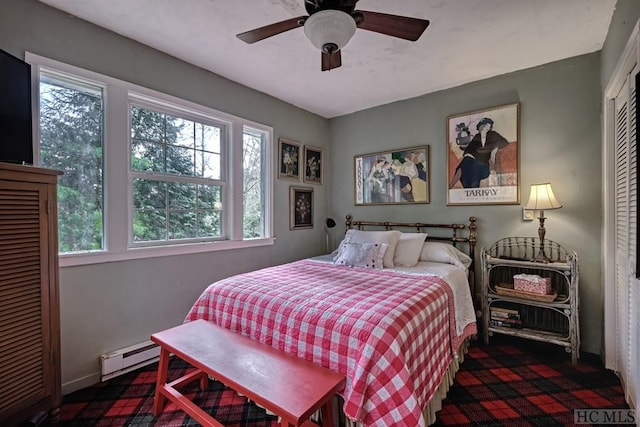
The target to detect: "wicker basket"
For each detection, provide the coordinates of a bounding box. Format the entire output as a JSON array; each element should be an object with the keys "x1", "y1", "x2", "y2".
[{"x1": 495, "y1": 283, "x2": 557, "y2": 302}]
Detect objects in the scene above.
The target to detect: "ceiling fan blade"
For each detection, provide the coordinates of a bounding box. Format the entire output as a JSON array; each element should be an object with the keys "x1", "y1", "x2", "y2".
[
  {"x1": 237, "y1": 16, "x2": 306, "y2": 44},
  {"x1": 355, "y1": 10, "x2": 429, "y2": 41},
  {"x1": 321, "y1": 49, "x2": 342, "y2": 71}
]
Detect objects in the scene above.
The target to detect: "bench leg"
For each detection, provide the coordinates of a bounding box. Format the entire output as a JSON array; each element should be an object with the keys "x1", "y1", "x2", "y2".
[
  {"x1": 277, "y1": 398, "x2": 335, "y2": 427},
  {"x1": 200, "y1": 370, "x2": 208, "y2": 390},
  {"x1": 153, "y1": 347, "x2": 170, "y2": 416},
  {"x1": 321, "y1": 398, "x2": 335, "y2": 427}
]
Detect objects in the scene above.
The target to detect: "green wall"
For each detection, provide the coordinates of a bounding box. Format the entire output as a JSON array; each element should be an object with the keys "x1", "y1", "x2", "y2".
[
  {"x1": 601, "y1": 0, "x2": 640, "y2": 87},
  {"x1": 327, "y1": 53, "x2": 603, "y2": 354}
]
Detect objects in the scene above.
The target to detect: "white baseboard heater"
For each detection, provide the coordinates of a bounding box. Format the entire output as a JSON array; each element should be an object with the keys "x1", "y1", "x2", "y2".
[{"x1": 100, "y1": 340, "x2": 160, "y2": 382}]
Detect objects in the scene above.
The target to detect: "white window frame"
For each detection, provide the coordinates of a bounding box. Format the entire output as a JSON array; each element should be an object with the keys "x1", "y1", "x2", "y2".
[
  {"x1": 127, "y1": 94, "x2": 230, "y2": 247},
  {"x1": 36, "y1": 67, "x2": 108, "y2": 253},
  {"x1": 26, "y1": 53, "x2": 274, "y2": 267}
]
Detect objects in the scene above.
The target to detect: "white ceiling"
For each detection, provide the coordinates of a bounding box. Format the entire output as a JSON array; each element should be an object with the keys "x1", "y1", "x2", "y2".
[{"x1": 37, "y1": 0, "x2": 617, "y2": 118}]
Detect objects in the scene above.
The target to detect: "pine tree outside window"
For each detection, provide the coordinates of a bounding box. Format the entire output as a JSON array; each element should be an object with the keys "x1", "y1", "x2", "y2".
[
  {"x1": 30, "y1": 53, "x2": 273, "y2": 266},
  {"x1": 39, "y1": 71, "x2": 104, "y2": 253}
]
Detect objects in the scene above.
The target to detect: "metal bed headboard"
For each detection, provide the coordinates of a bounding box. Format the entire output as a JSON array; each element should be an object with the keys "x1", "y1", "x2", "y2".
[{"x1": 344, "y1": 215, "x2": 478, "y2": 298}]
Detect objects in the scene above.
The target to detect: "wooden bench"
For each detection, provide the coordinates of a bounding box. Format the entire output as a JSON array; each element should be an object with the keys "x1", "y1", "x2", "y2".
[{"x1": 150, "y1": 319, "x2": 346, "y2": 427}]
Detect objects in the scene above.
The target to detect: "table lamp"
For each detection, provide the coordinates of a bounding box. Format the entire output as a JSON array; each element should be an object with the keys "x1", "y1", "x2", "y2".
[{"x1": 525, "y1": 183, "x2": 562, "y2": 262}]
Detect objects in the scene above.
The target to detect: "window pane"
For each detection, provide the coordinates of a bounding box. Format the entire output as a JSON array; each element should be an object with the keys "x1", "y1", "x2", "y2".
[
  {"x1": 167, "y1": 145, "x2": 195, "y2": 176},
  {"x1": 131, "y1": 106, "x2": 164, "y2": 143},
  {"x1": 133, "y1": 179, "x2": 166, "y2": 209},
  {"x1": 197, "y1": 184, "x2": 220, "y2": 209},
  {"x1": 196, "y1": 123, "x2": 221, "y2": 152},
  {"x1": 195, "y1": 123, "x2": 222, "y2": 179},
  {"x1": 243, "y1": 127, "x2": 266, "y2": 238},
  {"x1": 197, "y1": 209, "x2": 220, "y2": 237},
  {"x1": 39, "y1": 73, "x2": 104, "y2": 253},
  {"x1": 168, "y1": 211, "x2": 196, "y2": 239},
  {"x1": 131, "y1": 140, "x2": 165, "y2": 173},
  {"x1": 196, "y1": 151, "x2": 220, "y2": 179},
  {"x1": 196, "y1": 184, "x2": 222, "y2": 238},
  {"x1": 168, "y1": 182, "x2": 196, "y2": 209},
  {"x1": 133, "y1": 209, "x2": 167, "y2": 242},
  {"x1": 167, "y1": 116, "x2": 194, "y2": 148}
]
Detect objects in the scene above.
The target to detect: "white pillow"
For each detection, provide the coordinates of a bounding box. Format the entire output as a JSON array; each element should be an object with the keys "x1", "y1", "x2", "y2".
[
  {"x1": 419, "y1": 241, "x2": 472, "y2": 270},
  {"x1": 340, "y1": 229, "x2": 401, "y2": 268},
  {"x1": 333, "y1": 242, "x2": 388, "y2": 269},
  {"x1": 393, "y1": 233, "x2": 428, "y2": 267}
]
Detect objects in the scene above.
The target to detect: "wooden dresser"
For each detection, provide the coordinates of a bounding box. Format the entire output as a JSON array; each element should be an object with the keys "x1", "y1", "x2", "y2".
[{"x1": 0, "y1": 163, "x2": 62, "y2": 426}]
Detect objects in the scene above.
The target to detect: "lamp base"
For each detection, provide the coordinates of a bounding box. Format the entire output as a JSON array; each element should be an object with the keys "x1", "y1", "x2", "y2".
[{"x1": 532, "y1": 212, "x2": 550, "y2": 263}]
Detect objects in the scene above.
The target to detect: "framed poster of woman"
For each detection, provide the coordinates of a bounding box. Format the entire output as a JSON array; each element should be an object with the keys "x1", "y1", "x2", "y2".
[{"x1": 447, "y1": 103, "x2": 520, "y2": 205}]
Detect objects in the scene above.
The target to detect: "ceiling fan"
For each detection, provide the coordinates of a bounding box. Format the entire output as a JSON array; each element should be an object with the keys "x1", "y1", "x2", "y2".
[{"x1": 236, "y1": 0, "x2": 430, "y2": 71}]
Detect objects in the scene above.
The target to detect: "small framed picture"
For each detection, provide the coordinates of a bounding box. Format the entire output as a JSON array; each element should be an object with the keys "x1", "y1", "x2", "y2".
[
  {"x1": 303, "y1": 145, "x2": 323, "y2": 185},
  {"x1": 290, "y1": 186, "x2": 313, "y2": 230},
  {"x1": 278, "y1": 138, "x2": 302, "y2": 181}
]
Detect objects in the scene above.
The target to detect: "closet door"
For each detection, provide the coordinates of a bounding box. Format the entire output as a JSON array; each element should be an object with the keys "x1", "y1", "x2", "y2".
[
  {"x1": 613, "y1": 66, "x2": 639, "y2": 406},
  {"x1": 0, "y1": 164, "x2": 61, "y2": 426},
  {"x1": 0, "y1": 181, "x2": 49, "y2": 417}
]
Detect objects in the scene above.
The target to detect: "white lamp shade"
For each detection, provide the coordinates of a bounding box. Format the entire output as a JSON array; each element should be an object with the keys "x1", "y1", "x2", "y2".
[
  {"x1": 304, "y1": 10, "x2": 356, "y2": 51},
  {"x1": 525, "y1": 183, "x2": 562, "y2": 210}
]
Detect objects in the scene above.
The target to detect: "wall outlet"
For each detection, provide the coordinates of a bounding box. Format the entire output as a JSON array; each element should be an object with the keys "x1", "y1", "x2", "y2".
[{"x1": 523, "y1": 208, "x2": 534, "y2": 221}]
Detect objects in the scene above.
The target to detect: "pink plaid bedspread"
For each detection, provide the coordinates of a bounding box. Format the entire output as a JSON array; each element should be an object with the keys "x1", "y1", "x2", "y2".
[{"x1": 185, "y1": 260, "x2": 477, "y2": 427}]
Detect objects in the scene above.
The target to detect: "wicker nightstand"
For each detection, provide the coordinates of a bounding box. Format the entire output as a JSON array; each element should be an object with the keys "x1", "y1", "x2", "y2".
[{"x1": 481, "y1": 237, "x2": 580, "y2": 363}]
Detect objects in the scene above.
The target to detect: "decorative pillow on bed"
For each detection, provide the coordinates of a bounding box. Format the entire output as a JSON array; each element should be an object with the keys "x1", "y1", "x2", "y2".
[
  {"x1": 339, "y1": 229, "x2": 401, "y2": 268},
  {"x1": 419, "y1": 241, "x2": 472, "y2": 270},
  {"x1": 393, "y1": 232, "x2": 428, "y2": 267},
  {"x1": 333, "y1": 242, "x2": 388, "y2": 269}
]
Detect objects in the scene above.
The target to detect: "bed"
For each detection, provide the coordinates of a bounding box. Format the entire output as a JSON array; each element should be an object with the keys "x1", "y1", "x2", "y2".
[{"x1": 185, "y1": 215, "x2": 478, "y2": 426}]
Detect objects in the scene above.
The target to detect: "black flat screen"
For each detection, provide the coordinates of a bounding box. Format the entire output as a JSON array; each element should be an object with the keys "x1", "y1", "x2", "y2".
[{"x1": 0, "y1": 49, "x2": 33, "y2": 165}]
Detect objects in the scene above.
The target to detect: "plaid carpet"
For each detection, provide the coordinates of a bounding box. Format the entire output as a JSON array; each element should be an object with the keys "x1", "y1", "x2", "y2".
[
  {"x1": 433, "y1": 336, "x2": 629, "y2": 426},
  {"x1": 59, "y1": 335, "x2": 629, "y2": 426},
  {"x1": 60, "y1": 361, "x2": 277, "y2": 427}
]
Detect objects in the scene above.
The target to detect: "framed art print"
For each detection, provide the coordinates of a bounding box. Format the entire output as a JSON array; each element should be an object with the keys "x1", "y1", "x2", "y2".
[
  {"x1": 354, "y1": 145, "x2": 429, "y2": 205},
  {"x1": 447, "y1": 103, "x2": 520, "y2": 205},
  {"x1": 303, "y1": 145, "x2": 323, "y2": 185},
  {"x1": 289, "y1": 186, "x2": 313, "y2": 230},
  {"x1": 278, "y1": 138, "x2": 301, "y2": 181}
]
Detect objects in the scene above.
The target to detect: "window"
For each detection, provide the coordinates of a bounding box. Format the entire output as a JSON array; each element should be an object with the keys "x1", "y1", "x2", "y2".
[
  {"x1": 243, "y1": 126, "x2": 267, "y2": 238},
  {"x1": 39, "y1": 71, "x2": 105, "y2": 253},
  {"x1": 29, "y1": 53, "x2": 273, "y2": 266},
  {"x1": 129, "y1": 103, "x2": 226, "y2": 245}
]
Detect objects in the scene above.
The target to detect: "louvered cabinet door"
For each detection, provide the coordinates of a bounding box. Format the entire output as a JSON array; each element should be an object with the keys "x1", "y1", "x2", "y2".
[{"x1": 0, "y1": 164, "x2": 61, "y2": 426}]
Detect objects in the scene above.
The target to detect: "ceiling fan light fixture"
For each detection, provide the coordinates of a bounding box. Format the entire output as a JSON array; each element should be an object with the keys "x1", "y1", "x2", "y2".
[{"x1": 303, "y1": 9, "x2": 356, "y2": 52}]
